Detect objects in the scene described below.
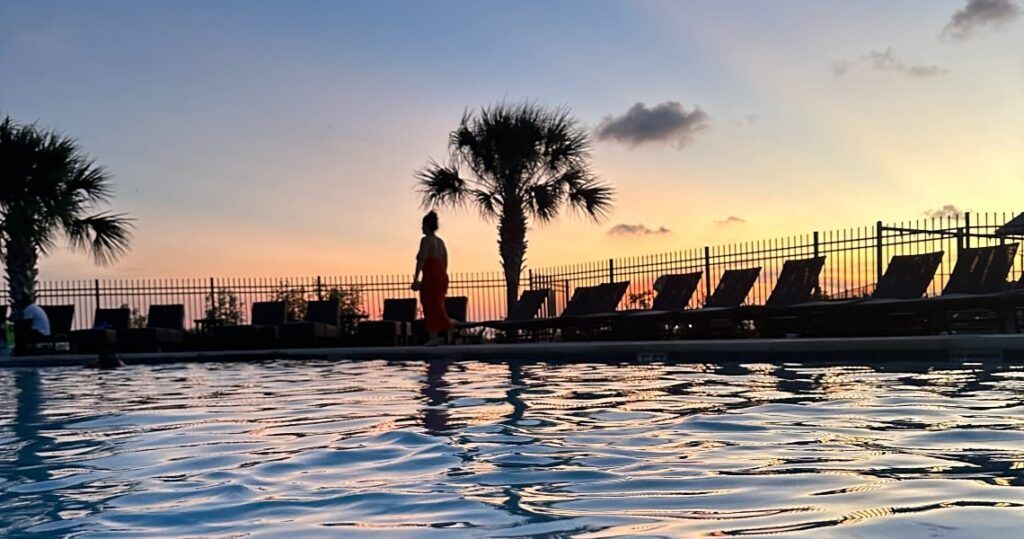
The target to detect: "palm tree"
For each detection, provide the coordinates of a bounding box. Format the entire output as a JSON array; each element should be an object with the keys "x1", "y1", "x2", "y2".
[
  {"x1": 0, "y1": 116, "x2": 132, "y2": 318},
  {"x1": 417, "y1": 102, "x2": 614, "y2": 314}
]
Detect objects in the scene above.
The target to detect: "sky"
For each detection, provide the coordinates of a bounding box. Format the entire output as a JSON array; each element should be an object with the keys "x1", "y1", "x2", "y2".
[{"x1": 2, "y1": 0, "x2": 1022, "y2": 279}]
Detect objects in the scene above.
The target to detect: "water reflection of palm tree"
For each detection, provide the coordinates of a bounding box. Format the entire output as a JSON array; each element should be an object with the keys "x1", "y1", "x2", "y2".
[
  {"x1": 3, "y1": 370, "x2": 61, "y2": 530},
  {"x1": 421, "y1": 360, "x2": 451, "y2": 434},
  {"x1": 505, "y1": 361, "x2": 527, "y2": 426}
]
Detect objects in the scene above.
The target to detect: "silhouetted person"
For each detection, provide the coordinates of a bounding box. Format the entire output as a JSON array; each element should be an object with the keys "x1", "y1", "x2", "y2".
[
  {"x1": 411, "y1": 211, "x2": 450, "y2": 346},
  {"x1": 14, "y1": 302, "x2": 50, "y2": 355}
]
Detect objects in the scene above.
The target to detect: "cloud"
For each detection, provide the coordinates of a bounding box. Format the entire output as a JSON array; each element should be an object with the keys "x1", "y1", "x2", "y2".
[
  {"x1": 595, "y1": 101, "x2": 710, "y2": 148},
  {"x1": 831, "y1": 48, "x2": 948, "y2": 78},
  {"x1": 943, "y1": 0, "x2": 1021, "y2": 40},
  {"x1": 732, "y1": 114, "x2": 759, "y2": 128},
  {"x1": 924, "y1": 205, "x2": 964, "y2": 219},
  {"x1": 607, "y1": 224, "x2": 672, "y2": 237},
  {"x1": 714, "y1": 216, "x2": 747, "y2": 226}
]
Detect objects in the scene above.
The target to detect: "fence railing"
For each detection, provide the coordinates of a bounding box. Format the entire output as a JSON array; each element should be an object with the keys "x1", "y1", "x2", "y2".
[
  {"x1": 26, "y1": 272, "x2": 509, "y2": 331},
  {"x1": 529, "y1": 211, "x2": 1024, "y2": 315},
  {"x1": 5, "y1": 211, "x2": 1023, "y2": 330}
]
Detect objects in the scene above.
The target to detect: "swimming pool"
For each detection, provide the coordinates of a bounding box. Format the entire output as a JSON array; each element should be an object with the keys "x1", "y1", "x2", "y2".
[{"x1": 2, "y1": 358, "x2": 1024, "y2": 537}]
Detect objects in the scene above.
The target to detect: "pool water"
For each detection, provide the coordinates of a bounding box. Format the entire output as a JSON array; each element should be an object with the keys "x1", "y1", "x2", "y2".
[{"x1": 3, "y1": 359, "x2": 1024, "y2": 538}]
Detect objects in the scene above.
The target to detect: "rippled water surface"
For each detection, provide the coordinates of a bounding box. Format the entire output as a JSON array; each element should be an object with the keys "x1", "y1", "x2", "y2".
[{"x1": 4, "y1": 359, "x2": 1024, "y2": 537}]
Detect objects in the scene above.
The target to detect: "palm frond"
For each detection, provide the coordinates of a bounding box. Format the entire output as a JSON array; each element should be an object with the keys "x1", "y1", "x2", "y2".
[
  {"x1": 65, "y1": 212, "x2": 134, "y2": 266},
  {"x1": 566, "y1": 175, "x2": 615, "y2": 222},
  {"x1": 416, "y1": 160, "x2": 469, "y2": 209},
  {"x1": 526, "y1": 181, "x2": 566, "y2": 223}
]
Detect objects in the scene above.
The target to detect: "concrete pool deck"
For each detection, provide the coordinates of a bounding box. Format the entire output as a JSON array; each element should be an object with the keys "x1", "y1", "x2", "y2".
[{"x1": 2, "y1": 333, "x2": 1024, "y2": 368}]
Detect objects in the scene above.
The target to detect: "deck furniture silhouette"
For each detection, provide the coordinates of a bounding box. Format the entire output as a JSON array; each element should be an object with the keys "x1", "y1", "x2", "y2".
[
  {"x1": 871, "y1": 244, "x2": 1021, "y2": 334},
  {"x1": 278, "y1": 299, "x2": 345, "y2": 347},
  {"x1": 118, "y1": 304, "x2": 187, "y2": 352},
  {"x1": 40, "y1": 305, "x2": 75, "y2": 337},
  {"x1": 681, "y1": 257, "x2": 825, "y2": 337},
  {"x1": 70, "y1": 307, "x2": 130, "y2": 353},
  {"x1": 574, "y1": 272, "x2": 702, "y2": 339},
  {"x1": 779, "y1": 252, "x2": 945, "y2": 336},
  {"x1": 490, "y1": 281, "x2": 630, "y2": 338},
  {"x1": 601, "y1": 268, "x2": 761, "y2": 340},
  {"x1": 460, "y1": 289, "x2": 552, "y2": 341},
  {"x1": 210, "y1": 301, "x2": 287, "y2": 349},
  {"x1": 357, "y1": 298, "x2": 418, "y2": 346},
  {"x1": 466, "y1": 289, "x2": 552, "y2": 329}
]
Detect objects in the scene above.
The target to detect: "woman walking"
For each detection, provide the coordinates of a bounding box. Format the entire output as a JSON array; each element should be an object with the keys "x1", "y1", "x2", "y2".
[{"x1": 411, "y1": 211, "x2": 450, "y2": 346}]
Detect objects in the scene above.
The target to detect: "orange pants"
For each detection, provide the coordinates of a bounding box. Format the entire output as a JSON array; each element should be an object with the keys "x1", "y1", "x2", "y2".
[{"x1": 421, "y1": 258, "x2": 451, "y2": 333}]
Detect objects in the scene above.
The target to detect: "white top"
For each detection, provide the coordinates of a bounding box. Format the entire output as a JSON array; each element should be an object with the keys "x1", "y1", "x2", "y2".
[{"x1": 23, "y1": 303, "x2": 51, "y2": 336}]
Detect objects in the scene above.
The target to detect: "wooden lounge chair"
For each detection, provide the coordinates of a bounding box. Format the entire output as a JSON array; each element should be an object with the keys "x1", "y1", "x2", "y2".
[
  {"x1": 778, "y1": 252, "x2": 945, "y2": 336},
  {"x1": 41, "y1": 304, "x2": 75, "y2": 337},
  {"x1": 210, "y1": 301, "x2": 287, "y2": 350},
  {"x1": 663, "y1": 267, "x2": 761, "y2": 336},
  {"x1": 118, "y1": 304, "x2": 187, "y2": 352},
  {"x1": 460, "y1": 289, "x2": 552, "y2": 342},
  {"x1": 491, "y1": 281, "x2": 630, "y2": 338},
  {"x1": 683, "y1": 257, "x2": 825, "y2": 337},
  {"x1": 70, "y1": 307, "x2": 130, "y2": 353},
  {"x1": 277, "y1": 300, "x2": 346, "y2": 347},
  {"x1": 856, "y1": 243, "x2": 1022, "y2": 334},
  {"x1": 583, "y1": 272, "x2": 702, "y2": 339},
  {"x1": 467, "y1": 289, "x2": 552, "y2": 329},
  {"x1": 357, "y1": 298, "x2": 418, "y2": 346}
]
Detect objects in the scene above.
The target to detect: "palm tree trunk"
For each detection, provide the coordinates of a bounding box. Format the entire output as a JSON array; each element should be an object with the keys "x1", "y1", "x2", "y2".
[
  {"x1": 5, "y1": 234, "x2": 39, "y2": 322},
  {"x1": 498, "y1": 207, "x2": 527, "y2": 318}
]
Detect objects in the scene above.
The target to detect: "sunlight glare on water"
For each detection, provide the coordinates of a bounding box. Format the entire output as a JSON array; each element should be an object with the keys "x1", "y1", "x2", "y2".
[{"x1": 2, "y1": 359, "x2": 1024, "y2": 537}]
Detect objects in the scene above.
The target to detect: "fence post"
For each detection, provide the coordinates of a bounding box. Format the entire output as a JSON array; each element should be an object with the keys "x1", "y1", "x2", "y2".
[
  {"x1": 209, "y1": 277, "x2": 216, "y2": 316},
  {"x1": 703, "y1": 246, "x2": 712, "y2": 298},
  {"x1": 528, "y1": 269, "x2": 533, "y2": 290},
  {"x1": 813, "y1": 231, "x2": 820, "y2": 258},
  {"x1": 875, "y1": 221, "x2": 884, "y2": 282},
  {"x1": 564, "y1": 279, "x2": 570, "y2": 311},
  {"x1": 964, "y1": 211, "x2": 971, "y2": 249},
  {"x1": 94, "y1": 279, "x2": 101, "y2": 312},
  {"x1": 608, "y1": 259, "x2": 615, "y2": 283},
  {"x1": 316, "y1": 276, "x2": 323, "y2": 300}
]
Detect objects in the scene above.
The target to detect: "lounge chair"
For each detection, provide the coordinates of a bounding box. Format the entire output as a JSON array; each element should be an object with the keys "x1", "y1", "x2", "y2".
[
  {"x1": 70, "y1": 307, "x2": 130, "y2": 353},
  {"x1": 490, "y1": 281, "x2": 630, "y2": 339},
  {"x1": 853, "y1": 244, "x2": 1021, "y2": 334},
  {"x1": 682, "y1": 257, "x2": 825, "y2": 337},
  {"x1": 770, "y1": 251, "x2": 942, "y2": 336},
  {"x1": 41, "y1": 304, "x2": 75, "y2": 337},
  {"x1": 647, "y1": 267, "x2": 761, "y2": 337},
  {"x1": 357, "y1": 298, "x2": 418, "y2": 346},
  {"x1": 210, "y1": 301, "x2": 287, "y2": 350},
  {"x1": 118, "y1": 304, "x2": 187, "y2": 352},
  {"x1": 580, "y1": 272, "x2": 702, "y2": 339},
  {"x1": 460, "y1": 289, "x2": 552, "y2": 342},
  {"x1": 775, "y1": 252, "x2": 945, "y2": 336},
  {"x1": 465, "y1": 289, "x2": 552, "y2": 329},
  {"x1": 278, "y1": 299, "x2": 345, "y2": 347}
]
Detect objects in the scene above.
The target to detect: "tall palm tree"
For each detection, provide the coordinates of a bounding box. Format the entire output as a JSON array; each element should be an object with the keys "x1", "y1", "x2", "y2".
[
  {"x1": 417, "y1": 102, "x2": 614, "y2": 314},
  {"x1": 0, "y1": 116, "x2": 132, "y2": 318}
]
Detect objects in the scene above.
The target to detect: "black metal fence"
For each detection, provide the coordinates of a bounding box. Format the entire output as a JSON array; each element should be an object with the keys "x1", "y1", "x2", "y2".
[
  {"x1": 530, "y1": 211, "x2": 1024, "y2": 315},
  {"x1": 26, "y1": 273, "x2": 509, "y2": 331},
  {"x1": 6, "y1": 211, "x2": 1023, "y2": 330}
]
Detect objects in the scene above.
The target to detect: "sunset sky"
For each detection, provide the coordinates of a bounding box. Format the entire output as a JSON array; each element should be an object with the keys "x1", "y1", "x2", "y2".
[{"x1": 2, "y1": 1, "x2": 1022, "y2": 280}]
